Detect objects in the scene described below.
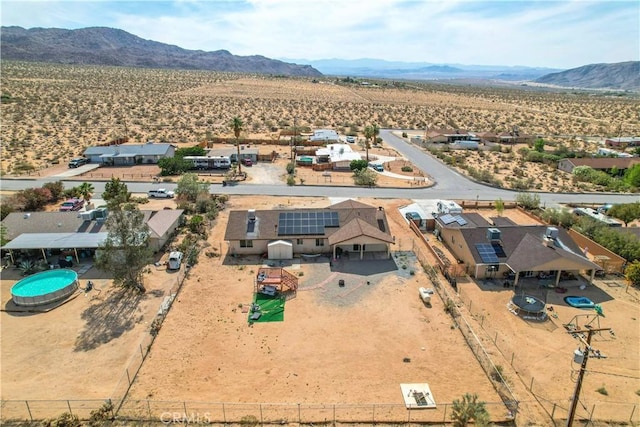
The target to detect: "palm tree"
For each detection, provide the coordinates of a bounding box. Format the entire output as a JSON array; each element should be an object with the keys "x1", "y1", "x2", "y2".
[
  {"x1": 231, "y1": 117, "x2": 244, "y2": 174},
  {"x1": 77, "y1": 182, "x2": 95, "y2": 206},
  {"x1": 364, "y1": 126, "x2": 374, "y2": 162}
]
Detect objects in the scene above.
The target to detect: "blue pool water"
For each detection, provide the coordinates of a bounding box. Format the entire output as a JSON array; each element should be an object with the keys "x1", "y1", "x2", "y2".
[{"x1": 11, "y1": 269, "x2": 79, "y2": 307}]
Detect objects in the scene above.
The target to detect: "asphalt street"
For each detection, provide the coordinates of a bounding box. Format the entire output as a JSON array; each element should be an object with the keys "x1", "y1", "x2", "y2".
[{"x1": 1, "y1": 130, "x2": 638, "y2": 207}]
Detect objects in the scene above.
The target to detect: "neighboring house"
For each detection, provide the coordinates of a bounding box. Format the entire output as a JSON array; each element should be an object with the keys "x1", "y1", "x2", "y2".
[
  {"x1": 1, "y1": 209, "x2": 184, "y2": 262},
  {"x1": 434, "y1": 213, "x2": 600, "y2": 283},
  {"x1": 208, "y1": 147, "x2": 259, "y2": 164},
  {"x1": 557, "y1": 157, "x2": 640, "y2": 174},
  {"x1": 83, "y1": 142, "x2": 175, "y2": 166},
  {"x1": 315, "y1": 144, "x2": 362, "y2": 170},
  {"x1": 224, "y1": 199, "x2": 395, "y2": 260},
  {"x1": 424, "y1": 129, "x2": 469, "y2": 144},
  {"x1": 605, "y1": 137, "x2": 640, "y2": 148},
  {"x1": 310, "y1": 129, "x2": 340, "y2": 143},
  {"x1": 496, "y1": 132, "x2": 535, "y2": 144}
]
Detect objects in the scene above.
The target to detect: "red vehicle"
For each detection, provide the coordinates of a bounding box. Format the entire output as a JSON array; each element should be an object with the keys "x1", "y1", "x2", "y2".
[
  {"x1": 241, "y1": 158, "x2": 253, "y2": 167},
  {"x1": 59, "y1": 198, "x2": 85, "y2": 212}
]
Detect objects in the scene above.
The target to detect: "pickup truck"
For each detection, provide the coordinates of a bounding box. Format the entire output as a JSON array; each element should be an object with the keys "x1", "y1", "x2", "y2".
[
  {"x1": 148, "y1": 189, "x2": 175, "y2": 198},
  {"x1": 68, "y1": 157, "x2": 89, "y2": 168},
  {"x1": 59, "y1": 198, "x2": 85, "y2": 212}
]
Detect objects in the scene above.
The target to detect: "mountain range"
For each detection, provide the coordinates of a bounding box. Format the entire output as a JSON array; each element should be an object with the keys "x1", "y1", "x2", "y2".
[
  {"x1": 1, "y1": 26, "x2": 637, "y2": 91},
  {"x1": 534, "y1": 61, "x2": 640, "y2": 91},
  {"x1": 0, "y1": 26, "x2": 322, "y2": 77}
]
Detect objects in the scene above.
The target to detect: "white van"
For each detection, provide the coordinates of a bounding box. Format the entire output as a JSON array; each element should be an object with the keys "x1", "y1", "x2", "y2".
[{"x1": 167, "y1": 251, "x2": 183, "y2": 271}]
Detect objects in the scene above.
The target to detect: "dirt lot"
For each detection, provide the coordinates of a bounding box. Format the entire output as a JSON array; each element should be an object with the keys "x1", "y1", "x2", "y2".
[
  {"x1": 1, "y1": 196, "x2": 638, "y2": 424},
  {"x1": 0, "y1": 252, "x2": 183, "y2": 418},
  {"x1": 124, "y1": 196, "x2": 504, "y2": 421}
]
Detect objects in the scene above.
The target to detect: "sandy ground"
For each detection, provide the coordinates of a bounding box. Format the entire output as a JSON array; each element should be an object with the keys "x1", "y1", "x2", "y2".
[
  {"x1": 124, "y1": 196, "x2": 504, "y2": 423},
  {"x1": 0, "y1": 196, "x2": 638, "y2": 425},
  {"x1": 0, "y1": 252, "x2": 183, "y2": 418}
]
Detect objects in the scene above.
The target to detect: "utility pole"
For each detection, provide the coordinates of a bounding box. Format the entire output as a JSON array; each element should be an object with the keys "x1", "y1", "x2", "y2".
[{"x1": 566, "y1": 327, "x2": 610, "y2": 427}]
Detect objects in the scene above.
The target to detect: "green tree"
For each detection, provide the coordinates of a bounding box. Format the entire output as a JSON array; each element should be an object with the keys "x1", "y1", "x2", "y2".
[
  {"x1": 533, "y1": 138, "x2": 545, "y2": 153},
  {"x1": 231, "y1": 117, "x2": 244, "y2": 174},
  {"x1": 176, "y1": 173, "x2": 209, "y2": 203},
  {"x1": 625, "y1": 260, "x2": 640, "y2": 287},
  {"x1": 77, "y1": 182, "x2": 95, "y2": 205},
  {"x1": 353, "y1": 167, "x2": 378, "y2": 187},
  {"x1": 624, "y1": 164, "x2": 640, "y2": 187},
  {"x1": 102, "y1": 177, "x2": 131, "y2": 209},
  {"x1": 350, "y1": 159, "x2": 368, "y2": 171},
  {"x1": 95, "y1": 204, "x2": 153, "y2": 293},
  {"x1": 451, "y1": 393, "x2": 490, "y2": 427},
  {"x1": 495, "y1": 198, "x2": 505, "y2": 216},
  {"x1": 607, "y1": 202, "x2": 640, "y2": 227},
  {"x1": 175, "y1": 146, "x2": 206, "y2": 157},
  {"x1": 158, "y1": 156, "x2": 192, "y2": 176},
  {"x1": 42, "y1": 181, "x2": 65, "y2": 202},
  {"x1": 515, "y1": 192, "x2": 541, "y2": 210},
  {"x1": 0, "y1": 224, "x2": 8, "y2": 246}
]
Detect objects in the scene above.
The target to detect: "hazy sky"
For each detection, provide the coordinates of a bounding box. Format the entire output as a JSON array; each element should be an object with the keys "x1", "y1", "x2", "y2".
[{"x1": 2, "y1": 0, "x2": 638, "y2": 69}]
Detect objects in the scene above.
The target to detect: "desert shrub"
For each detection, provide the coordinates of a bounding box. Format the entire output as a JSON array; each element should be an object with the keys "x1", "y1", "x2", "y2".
[
  {"x1": 16, "y1": 187, "x2": 52, "y2": 211},
  {"x1": 353, "y1": 168, "x2": 378, "y2": 187},
  {"x1": 286, "y1": 175, "x2": 296, "y2": 186},
  {"x1": 42, "y1": 412, "x2": 81, "y2": 427},
  {"x1": 401, "y1": 166, "x2": 413, "y2": 172},
  {"x1": 42, "y1": 181, "x2": 65, "y2": 201},
  {"x1": 350, "y1": 159, "x2": 368, "y2": 171},
  {"x1": 516, "y1": 193, "x2": 541, "y2": 210},
  {"x1": 286, "y1": 162, "x2": 295, "y2": 175}
]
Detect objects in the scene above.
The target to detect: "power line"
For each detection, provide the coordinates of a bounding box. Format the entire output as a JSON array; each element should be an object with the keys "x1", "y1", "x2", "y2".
[{"x1": 584, "y1": 370, "x2": 640, "y2": 380}]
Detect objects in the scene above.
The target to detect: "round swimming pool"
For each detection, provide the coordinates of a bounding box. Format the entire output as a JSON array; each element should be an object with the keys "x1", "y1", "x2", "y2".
[{"x1": 11, "y1": 269, "x2": 79, "y2": 307}]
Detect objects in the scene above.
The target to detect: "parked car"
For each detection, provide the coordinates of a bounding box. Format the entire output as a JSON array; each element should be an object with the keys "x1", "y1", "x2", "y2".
[
  {"x1": 68, "y1": 157, "x2": 89, "y2": 168},
  {"x1": 167, "y1": 251, "x2": 183, "y2": 271},
  {"x1": 369, "y1": 163, "x2": 384, "y2": 172},
  {"x1": 148, "y1": 189, "x2": 175, "y2": 198},
  {"x1": 241, "y1": 158, "x2": 253, "y2": 167},
  {"x1": 346, "y1": 136, "x2": 356, "y2": 143},
  {"x1": 59, "y1": 198, "x2": 85, "y2": 212}
]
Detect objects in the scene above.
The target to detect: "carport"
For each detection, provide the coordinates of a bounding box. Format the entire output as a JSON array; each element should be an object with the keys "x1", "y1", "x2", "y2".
[{"x1": 2, "y1": 232, "x2": 108, "y2": 265}]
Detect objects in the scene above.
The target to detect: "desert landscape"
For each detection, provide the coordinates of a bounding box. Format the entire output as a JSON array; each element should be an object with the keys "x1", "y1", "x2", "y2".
[
  {"x1": 2, "y1": 61, "x2": 639, "y2": 194},
  {"x1": 1, "y1": 60, "x2": 640, "y2": 426}
]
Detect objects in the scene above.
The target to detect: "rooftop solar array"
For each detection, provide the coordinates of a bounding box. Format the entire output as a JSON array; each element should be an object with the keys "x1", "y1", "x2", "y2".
[
  {"x1": 278, "y1": 211, "x2": 339, "y2": 235},
  {"x1": 440, "y1": 214, "x2": 467, "y2": 226},
  {"x1": 475, "y1": 243, "x2": 499, "y2": 263},
  {"x1": 491, "y1": 242, "x2": 506, "y2": 258},
  {"x1": 439, "y1": 214, "x2": 456, "y2": 224},
  {"x1": 453, "y1": 215, "x2": 467, "y2": 226}
]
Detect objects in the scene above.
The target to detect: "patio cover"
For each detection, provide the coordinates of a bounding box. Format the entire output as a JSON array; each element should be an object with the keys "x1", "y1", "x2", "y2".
[{"x1": 2, "y1": 232, "x2": 109, "y2": 250}]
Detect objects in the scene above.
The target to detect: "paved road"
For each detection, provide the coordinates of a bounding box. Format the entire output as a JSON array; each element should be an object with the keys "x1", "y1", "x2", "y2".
[{"x1": 1, "y1": 130, "x2": 638, "y2": 206}]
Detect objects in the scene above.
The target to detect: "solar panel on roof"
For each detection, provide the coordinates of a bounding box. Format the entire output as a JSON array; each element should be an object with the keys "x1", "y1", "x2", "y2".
[
  {"x1": 277, "y1": 211, "x2": 339, "y2": 235},
  {"x1": 492, "y1": 242, "x2": 506, "y2": 257},
  {"x1": 475, "y1": 243, "x2": 499, "y2": 263},
  {"x1": 440, "y1": 214, "x2": 456, "y2": 224},
  {"x1": 454, "y1": 215, "x2": 467, "y2": 226}
]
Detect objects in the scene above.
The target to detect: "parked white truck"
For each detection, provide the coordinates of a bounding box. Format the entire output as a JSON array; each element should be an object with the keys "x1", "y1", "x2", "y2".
[{"x1": 148, "y1": 188, "x2": 175, "y2": 198}]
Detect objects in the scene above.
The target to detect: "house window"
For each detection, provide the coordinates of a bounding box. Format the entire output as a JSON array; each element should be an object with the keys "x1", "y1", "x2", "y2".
[
  {"x1": 240, "y1": 240, "x2": 253, "y2": 248},
  {"x1": 315, "y1": 239, "x2": 324, "y2": 247},
  {"x1": 353, "y1": 244, "x2": 361, "y2": 251},
  {"x1": 297, "y1": 239, "x2": 304, "y2": 245}
]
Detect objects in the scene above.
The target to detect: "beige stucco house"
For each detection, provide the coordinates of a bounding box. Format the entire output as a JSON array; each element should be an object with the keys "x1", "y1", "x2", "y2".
[{"x1": 224, "y1": 199, "x2": 395, "y2": 260}]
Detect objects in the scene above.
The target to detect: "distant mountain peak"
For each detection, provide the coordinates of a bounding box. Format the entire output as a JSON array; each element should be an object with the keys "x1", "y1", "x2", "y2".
[
  {"x1": 534, "y1": 61, "x2": 639, "y2": 91},
  {"x1": 0, "y1": 26, "x2": 323, "y2": 77}
]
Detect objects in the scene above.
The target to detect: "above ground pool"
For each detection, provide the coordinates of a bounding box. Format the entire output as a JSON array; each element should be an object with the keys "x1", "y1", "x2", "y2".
[{"x1": 11, "y1": 269, "x2": 79, "y2": 307}]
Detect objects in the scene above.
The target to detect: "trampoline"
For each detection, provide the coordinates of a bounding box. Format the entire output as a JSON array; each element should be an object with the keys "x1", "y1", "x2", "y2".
[{"x1": 510, "y1": 293, "x2": 546, "y2": 320}]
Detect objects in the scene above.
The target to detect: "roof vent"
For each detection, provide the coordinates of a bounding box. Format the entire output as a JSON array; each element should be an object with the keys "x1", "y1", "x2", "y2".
[
  {"x1": 545, "y1": 227, "x2": 559, "y2": 240},
  {"x1": 23, "y1": 213, "x2": 31, "y2": 219},
  {"x1": 487, "y1": 228, "x2": 501, "y2": 241}
]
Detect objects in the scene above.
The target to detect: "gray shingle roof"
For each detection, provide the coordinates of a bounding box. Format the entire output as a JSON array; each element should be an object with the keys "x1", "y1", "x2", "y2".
[{"x1": 84, "y1": 143, "x2": 173, "y2": 156}]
